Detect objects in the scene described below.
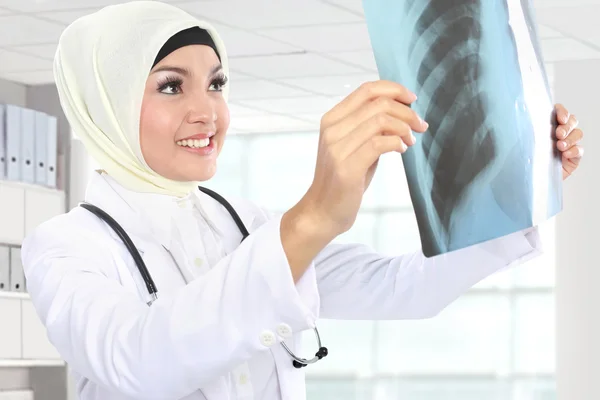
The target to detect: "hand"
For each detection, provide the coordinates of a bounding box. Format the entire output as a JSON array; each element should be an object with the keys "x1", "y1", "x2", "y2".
[
  {"x1": 554, "y1": 103, "x2": 584, "y2": 180},
  {"x1": 300, "y1": 80, "x2": 428, "y2": 236}
]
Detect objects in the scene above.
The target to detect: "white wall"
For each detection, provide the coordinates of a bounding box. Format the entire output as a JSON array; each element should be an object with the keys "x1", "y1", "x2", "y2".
[
  {"x1": 554, "y1": 59, "x2": 600, "y2": 400},
  {"x1": 0, "y1": 78, "x2": 26, "y2": 107}
]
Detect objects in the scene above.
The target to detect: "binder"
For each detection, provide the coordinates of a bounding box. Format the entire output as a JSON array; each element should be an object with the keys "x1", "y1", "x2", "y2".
[
  {"x1": 20, "y1": 108, "x2": 35, "y2": 184},
  {"x1": 5, "y1": 105, "x2": 21, "y2": 181},
  {"x1": 0, "y1": 246, "x2": 9, "y2": 292},
  {"x1": 34, "y1": 111, "x2": 48, "y2": 185},
  {"x1": 47, "y1": 115, "x2": 58, "y2": 187},
  {"x1": 0, "y1": 104, "x2": 5, "y2": 180},
  {"x1": 9, "y1": 247, "x2": 25, "y2": 292}
]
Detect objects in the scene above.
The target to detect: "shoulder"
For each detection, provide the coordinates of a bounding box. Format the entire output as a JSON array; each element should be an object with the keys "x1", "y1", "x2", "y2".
[{"x1": 21, "y1": 206, "x2": 119, "y2": 267}]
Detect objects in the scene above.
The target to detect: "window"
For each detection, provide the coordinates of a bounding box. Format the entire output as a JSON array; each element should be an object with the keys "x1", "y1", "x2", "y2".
[{"x1": 208, "y1": 130, "x2": 556, "y2": 399}]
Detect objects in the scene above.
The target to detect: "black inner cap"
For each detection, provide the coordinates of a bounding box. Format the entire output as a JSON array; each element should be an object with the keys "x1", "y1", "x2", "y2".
[{"x1": 152, "y1": 26, "x2": 221, "y2": 68}]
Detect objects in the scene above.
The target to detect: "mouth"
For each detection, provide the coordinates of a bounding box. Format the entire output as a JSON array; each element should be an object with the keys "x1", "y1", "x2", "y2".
[
  {"x1": 176, "y1": 133, "x2": 217, "y2": 155},
  {"x1": 176, "y1": 138, "x2": 211, "y2": 148}
]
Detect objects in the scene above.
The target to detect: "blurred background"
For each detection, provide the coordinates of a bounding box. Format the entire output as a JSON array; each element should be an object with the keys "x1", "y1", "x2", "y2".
[{"x1": 0, "y1": 1, "x2": 597, "y2": 399}]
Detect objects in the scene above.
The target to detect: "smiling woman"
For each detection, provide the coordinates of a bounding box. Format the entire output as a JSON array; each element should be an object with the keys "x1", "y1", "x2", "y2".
[{"x1": 16, "y1": 1, "x2": 583, "y2": 400}]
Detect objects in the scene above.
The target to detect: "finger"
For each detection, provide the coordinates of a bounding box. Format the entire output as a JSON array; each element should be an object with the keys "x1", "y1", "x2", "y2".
[
  {"x1": 557, "y1": 128, "x2": 583, "y2": 151},
  {"x1": 353, "y1": 135, "x2": 407, "y2": 173},
  {"x1": 322, "y1": 80, "x2": 417, "y2": 128},
  {"x1": 555, "y1": 103, "x2": 570, "y2": 125},
  {"x1": 556, "y1": 114, "x2": 579, "y2": 140},
  {"x1": 562, "y1": 144, "x2": 584, "y2": 160},
  {"x1": 325, "y1": 96, "x2": 427, "y2": 144},
  {"x1": 334, "y1": 113, "x2": 414, "y2": 159}
]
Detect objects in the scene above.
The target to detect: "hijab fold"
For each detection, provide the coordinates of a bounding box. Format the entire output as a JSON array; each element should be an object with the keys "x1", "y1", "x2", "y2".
[{"x1": 54, "y1": 1, "x2": 229, "y2": 197}]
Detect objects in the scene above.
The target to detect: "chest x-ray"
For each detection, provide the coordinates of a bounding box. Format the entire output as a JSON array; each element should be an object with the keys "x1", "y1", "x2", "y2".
[{"x1": 363, "y1": 0, "x2": 562, "y2": 257}]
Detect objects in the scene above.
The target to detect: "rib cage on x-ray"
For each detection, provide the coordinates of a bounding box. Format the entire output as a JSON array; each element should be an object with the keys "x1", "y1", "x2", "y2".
[{"x1": 364, "y1": 0, "x2": 562, "y2": 257}]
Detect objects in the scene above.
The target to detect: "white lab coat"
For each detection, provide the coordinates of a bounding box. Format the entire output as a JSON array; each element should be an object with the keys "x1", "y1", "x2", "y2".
[{"x1": 21, "y1": 172, "x2": 542, "y2": 400}]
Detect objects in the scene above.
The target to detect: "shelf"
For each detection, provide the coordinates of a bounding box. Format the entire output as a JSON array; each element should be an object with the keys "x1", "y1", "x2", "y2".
[
  {"x1": 0, "y1": 292, "x2": 29, "y2": 300},
  {"x1": 0, "y1": 179, "x2": 63, "y2": 195},
  {"x1": 0, "y1": 359, "x2": 65, "y2": 368}
]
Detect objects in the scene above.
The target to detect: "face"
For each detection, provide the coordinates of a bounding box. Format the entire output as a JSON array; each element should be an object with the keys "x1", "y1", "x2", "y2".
[{"x1": 140, "y1": 45, "x2": 229, "y2": 182}]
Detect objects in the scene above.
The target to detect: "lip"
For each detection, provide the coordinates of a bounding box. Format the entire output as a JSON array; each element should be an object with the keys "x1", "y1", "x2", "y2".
[{"x1": 178, "y1": 132, "x2": 215, "y2": 141}]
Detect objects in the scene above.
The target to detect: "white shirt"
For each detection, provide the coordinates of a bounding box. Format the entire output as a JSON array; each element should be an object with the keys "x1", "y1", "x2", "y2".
[{"x1": 21, "y1": 172, "x2": 543, "y2": 400}]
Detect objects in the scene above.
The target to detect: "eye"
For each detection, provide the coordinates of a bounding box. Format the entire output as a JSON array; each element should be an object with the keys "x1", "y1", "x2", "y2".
[
  {"x1": 209, "y1": 74, "x2": 228, "y2": 92},
  {"x1": 157, "y1": 76, "x2": 183, "y2": 95}
]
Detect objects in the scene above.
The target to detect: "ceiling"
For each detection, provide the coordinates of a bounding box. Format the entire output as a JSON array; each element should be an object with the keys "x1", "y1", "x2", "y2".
[{"x1": 0, "y1": 0, "x2": 599, "y2": 134}]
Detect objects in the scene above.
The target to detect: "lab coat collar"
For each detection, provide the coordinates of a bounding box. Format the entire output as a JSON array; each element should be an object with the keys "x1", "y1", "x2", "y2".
[
  {"x1": 84, "y1": 171, "x2": 189, "y2": 249},
  {"x1": 84, "y1": 171, "x2": 257, "y2": 251}
]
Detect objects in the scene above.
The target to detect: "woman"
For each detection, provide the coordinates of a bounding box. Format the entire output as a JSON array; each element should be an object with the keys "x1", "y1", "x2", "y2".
[{"x1": 21, "y1": 2, "x2": 584, "y2": 400}]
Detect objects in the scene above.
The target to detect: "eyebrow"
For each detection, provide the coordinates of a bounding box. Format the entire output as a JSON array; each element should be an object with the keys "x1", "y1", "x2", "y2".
[{"x1": 151, "y1": 63, "x2": 223, "y2": 77}]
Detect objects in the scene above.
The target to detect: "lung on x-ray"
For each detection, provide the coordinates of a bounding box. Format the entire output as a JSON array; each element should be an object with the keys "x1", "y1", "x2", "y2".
[{"x1": 363, "y1": 0, "x2": 562, "y2": 257}]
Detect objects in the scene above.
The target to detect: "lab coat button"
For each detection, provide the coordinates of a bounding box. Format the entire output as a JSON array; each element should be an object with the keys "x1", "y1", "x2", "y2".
[
  {"x1": 277, "y1": 323, "x2": 292, "y2": 338},
  {"x1": 239, "y1": 373, "x2": 248, "y2": 385},
  {"x1": 259, "y1": 330, "x2": 276, "y2": 347},
  {"x1": 194, "y1": 257, "x2": 203, "y2": 267}
]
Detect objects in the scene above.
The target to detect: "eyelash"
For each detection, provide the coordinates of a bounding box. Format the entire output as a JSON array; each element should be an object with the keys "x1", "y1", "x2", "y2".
[{"x1": 156, "y1": 73, "x2": 228, "y2": 95}]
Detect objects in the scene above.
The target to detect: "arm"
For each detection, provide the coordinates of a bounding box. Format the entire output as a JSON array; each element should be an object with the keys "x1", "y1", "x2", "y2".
[
  {"x1": 314, "y1": 227, "x2": 542, "y2": 320},
  {"x1": 21, "y1": 213, "x2": 319, "y2": 400}
]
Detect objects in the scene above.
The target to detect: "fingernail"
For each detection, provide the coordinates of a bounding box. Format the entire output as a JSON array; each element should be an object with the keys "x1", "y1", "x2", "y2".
[
  {"x1": 557, "y1": 128, "x2": 566, "y2": 138},
  {"x1": 559, "y1": 140, "x2": 567, "y2": 149}
]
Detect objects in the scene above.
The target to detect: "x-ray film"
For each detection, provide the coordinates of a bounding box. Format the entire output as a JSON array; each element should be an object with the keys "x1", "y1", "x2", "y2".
[{"x1": 363, "y1": 0, "x2": 563, "y2": 257}]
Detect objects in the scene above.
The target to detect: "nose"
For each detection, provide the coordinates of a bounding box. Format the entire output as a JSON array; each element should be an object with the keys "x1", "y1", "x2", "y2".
[{"x1": 186, "y1": 92, "x2": 217, "y2": 126}]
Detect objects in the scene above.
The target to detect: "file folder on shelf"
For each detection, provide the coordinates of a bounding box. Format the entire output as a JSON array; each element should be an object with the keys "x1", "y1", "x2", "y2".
[
  {"x1": 47, "y1": 115, "x2": 58, "y2": 187},
  {"x1": 34, "y1": 111, "x2": 48, "y2": 186},
  {"x1": 0, "y1": 104, "x2": 5, "y2": 180},
  {"x1": 9, "y1": 247, "x2": 25, "y2": 292},
  {"x1": 21, "y1": 108, "x2": 35, "y2": 184},
  {"x1": 0, "y1": 246, "x2": 9, "y2": 292},
  {"x1": 5, "y1": 105, "x2": 21, "y2": 181}
]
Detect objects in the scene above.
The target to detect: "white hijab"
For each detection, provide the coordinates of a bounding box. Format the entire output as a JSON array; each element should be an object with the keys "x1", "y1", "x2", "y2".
[{"x1": 54, "y1": 1, "x2": 229, "y2": 197}]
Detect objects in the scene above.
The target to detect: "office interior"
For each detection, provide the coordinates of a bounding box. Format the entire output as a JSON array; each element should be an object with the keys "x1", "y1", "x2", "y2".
[{"x1": 0, "y1": 1, "x2": 598, "y2": 399}]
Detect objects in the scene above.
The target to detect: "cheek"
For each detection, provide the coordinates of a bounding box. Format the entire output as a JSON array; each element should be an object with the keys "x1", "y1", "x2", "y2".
[{"x1": 140, "y1": 97, "x2": 180, "y2": 156}]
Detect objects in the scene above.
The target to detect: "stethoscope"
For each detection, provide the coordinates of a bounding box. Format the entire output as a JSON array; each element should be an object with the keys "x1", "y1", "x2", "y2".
[{"x1": 79, "y1": 185, "x2": 328, "y2": 369}]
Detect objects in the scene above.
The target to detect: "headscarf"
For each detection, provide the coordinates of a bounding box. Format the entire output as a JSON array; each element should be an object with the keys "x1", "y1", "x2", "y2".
[{"x1": 54, "y1": 1, "x2": 229, "y2": 197}]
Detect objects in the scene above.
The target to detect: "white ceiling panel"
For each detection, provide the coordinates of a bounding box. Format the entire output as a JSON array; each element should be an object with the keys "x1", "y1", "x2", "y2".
[
  {"x1": 177, "y1": 0, "x2": 361, "y2": 29},
  {"x1": 534, "y1": 0, "x2": 600, "y2": 8},
  {"x1": 41, "y1": 8, "x2": 100, "y2": 24},
  {"x1": 229, "y1": 114, "x2": 317, "y2": 133},
  {"x1": 536, "y1": 5, "x2": 600, "y2": 47},
  {"x1": 0, "y1": 0, "x2": 195, "y2": 13},
  {"x1": 227, "y1": 103, "x2": 267, "y2": 117},
  {"x1": 0, "y1": 49, "x2": 53, "y2": 72},
  {"x1": 541, "y1": 38, "x2": 600, "y2": 62},
  {"x1": 0, "y1": 70, "x2": 55, "y2": 85},
  {"x1": 236, "y1": 95, "x2": 342, "y2": 115},
  {"x1": 320, "y1": 0, "x2": 364, "y2": 15},
  {"x1": 229, "y1": 53, "x2": 364, "y2": 79},
  {"x1": 0, "y1": 15, "x2": 64, "y2": 46},
  {"x1": 537, "y1": 24, "x2": 563, "y2": 39},
  {"x1": 228, "y1": 79, "x2": 312, "y2": 100},
  {"x1": 259, "y1": 22, "x2": 371, "y2": 53},
  {"x1": 6, "y1": 44, "x2": 57, "y2": 60},
  {"x1": 324, "y1": 50, "x2": 377, "y2": 72},
  {"x1": 210, "y1": 22, "x2": 302, "y2": 58},
  {"x1": 227, "y1": 70, "x2": 254, "y2": 82},
  {"x1": 277, "y1": 73, "x2": 378, "y2": 97},
  {"x1": 0, "y1": 7, "x2": 11, "y2": 15}
]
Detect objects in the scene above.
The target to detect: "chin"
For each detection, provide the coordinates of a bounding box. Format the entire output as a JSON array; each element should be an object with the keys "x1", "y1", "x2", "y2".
[{"x1": 184, "y1": 163, "x2": 218, "y2": 182}]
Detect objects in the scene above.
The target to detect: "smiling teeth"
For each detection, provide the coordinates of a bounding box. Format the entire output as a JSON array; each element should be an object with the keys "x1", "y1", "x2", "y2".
[{"x1": 177, "y1": 138, "x2": 210, "y2": 148}]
